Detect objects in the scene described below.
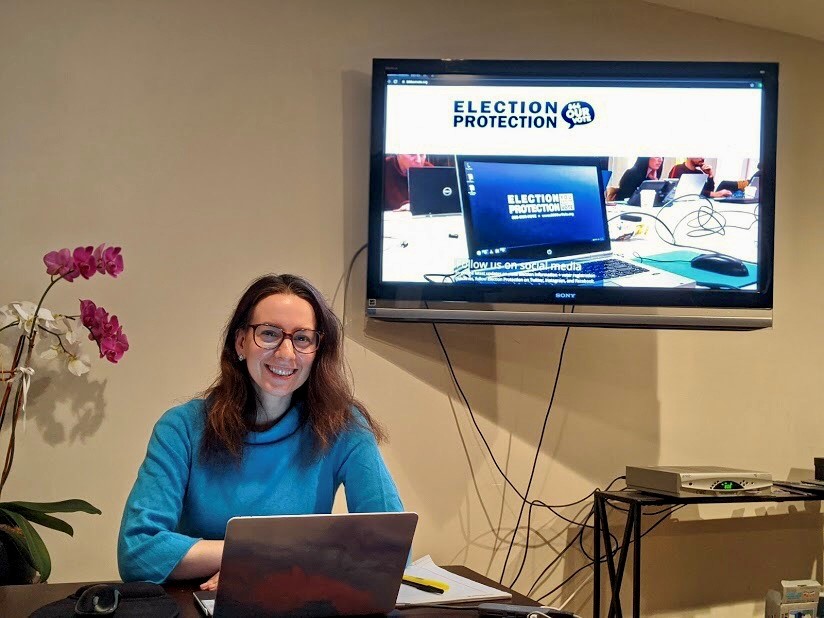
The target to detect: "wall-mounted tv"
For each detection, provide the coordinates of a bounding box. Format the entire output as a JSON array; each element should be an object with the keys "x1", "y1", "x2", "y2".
[{"x1": 366, "y1": 59, "x2": 777, "y2": 329}]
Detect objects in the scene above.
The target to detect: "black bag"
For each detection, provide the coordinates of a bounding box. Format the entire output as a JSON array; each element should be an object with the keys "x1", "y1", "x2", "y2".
[{"x1": 29, "y1": 582, "x2": 179, "y2": 617}]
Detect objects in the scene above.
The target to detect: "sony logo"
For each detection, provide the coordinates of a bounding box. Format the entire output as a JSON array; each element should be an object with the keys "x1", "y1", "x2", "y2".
[{"x1": 555, "y1": 293, "x2": 576, "y2": 299}]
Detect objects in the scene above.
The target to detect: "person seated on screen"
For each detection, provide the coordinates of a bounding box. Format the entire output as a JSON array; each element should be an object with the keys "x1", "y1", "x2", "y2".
[
  {"x1": 383, "y1": 153, "x2": 432, "y2": 211},
  {"x1": 750, "y1": 161, "x2": 761, "y2": 182},
  {"x1": 117, "y1": 274, "x2": 403, "y2": 588},
  {"x1": 614, "y1": 156, "x2": 664, "y2": 201},
  {"x1": 667, "y1": 157, "x2": 732, "y2": 199}
]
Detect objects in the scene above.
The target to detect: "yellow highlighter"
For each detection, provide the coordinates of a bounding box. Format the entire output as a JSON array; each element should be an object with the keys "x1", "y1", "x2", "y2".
[{"x1": 401, "y1": 575, "x2": 450, "y2": 594}]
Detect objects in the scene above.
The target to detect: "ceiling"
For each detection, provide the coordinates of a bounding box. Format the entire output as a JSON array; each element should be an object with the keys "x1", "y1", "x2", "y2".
[{"x1": 642, "y1": 0, "x2": 824, "y2": 43}]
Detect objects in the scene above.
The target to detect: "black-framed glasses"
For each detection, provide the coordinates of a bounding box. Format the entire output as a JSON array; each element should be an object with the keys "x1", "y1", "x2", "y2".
[{"x1": 248, "y1": 323, "x2": 322, "y2": 354}]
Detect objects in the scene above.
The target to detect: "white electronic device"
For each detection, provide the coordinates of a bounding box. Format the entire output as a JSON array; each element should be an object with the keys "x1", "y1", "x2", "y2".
[{"x1": 626, "y1": 465, "x2": 773, "y2": 497}]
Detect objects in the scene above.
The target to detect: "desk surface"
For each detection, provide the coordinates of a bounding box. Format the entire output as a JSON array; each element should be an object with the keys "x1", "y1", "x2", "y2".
[
  {"x1": 0, "y1": 565, "x2": 537, "y2": 617},
  {"x1": 381, "y1": 197, "x2": 760, "y2": 288}
]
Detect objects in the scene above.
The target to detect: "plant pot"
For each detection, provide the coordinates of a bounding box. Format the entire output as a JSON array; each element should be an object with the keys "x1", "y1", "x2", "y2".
[{"x1": 0, "y1": 533, "x2": 37, "y2": 585}]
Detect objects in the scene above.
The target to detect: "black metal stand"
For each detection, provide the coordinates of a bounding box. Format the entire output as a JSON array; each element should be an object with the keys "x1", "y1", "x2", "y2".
[{"x1": 592, "y1": 488, "x2": 822, "y2": 618}]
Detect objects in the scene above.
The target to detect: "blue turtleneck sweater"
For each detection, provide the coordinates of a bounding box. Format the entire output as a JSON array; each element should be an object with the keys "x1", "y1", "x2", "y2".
[{"x1": 117, "y1": 399, "x2": 403, "y2": 583}]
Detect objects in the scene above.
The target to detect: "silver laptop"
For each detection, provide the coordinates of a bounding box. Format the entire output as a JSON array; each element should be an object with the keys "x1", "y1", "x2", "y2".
[
  {"x1": 194, "y1": 512, "x2": 418, "y2": 617},
  {"x1": 671, "y1": 172, "x2": 709, "y2": 202}
]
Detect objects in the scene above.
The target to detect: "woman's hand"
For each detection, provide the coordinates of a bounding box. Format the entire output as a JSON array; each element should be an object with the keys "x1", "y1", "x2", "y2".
[{"x1": 200, "y1": 571, "x2": 220, "y2": 591}]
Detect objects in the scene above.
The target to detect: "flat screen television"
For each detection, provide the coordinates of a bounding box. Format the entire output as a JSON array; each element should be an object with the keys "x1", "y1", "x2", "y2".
[{"x1": 366, "y1": 59, "x2": 777, "y2": 329}]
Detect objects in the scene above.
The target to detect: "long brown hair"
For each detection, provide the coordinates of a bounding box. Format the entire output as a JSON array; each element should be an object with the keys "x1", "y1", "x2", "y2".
[{"x1": 200, "y1": 274, "x2": 385, "y2": 461}]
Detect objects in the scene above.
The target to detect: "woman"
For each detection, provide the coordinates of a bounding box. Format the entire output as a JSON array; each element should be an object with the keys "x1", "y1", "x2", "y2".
[
  {"x1": 117, "y1": 274, "x2": 403, "y2": 586},
  {"x1": 615, "y1": 156, "x2": 664, "y2": 201}
]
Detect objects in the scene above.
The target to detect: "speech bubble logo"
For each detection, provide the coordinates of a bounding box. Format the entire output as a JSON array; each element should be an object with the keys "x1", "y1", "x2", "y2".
[{"x1": 562, "y1": 101, "x2": 595, "y2": 128}]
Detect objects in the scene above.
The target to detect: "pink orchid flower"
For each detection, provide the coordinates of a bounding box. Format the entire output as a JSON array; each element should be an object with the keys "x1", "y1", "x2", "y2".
[
  {"x1": 78, "y1": 299, "x2": 129, "y2": 363},
  {"x1": 93, "y1": 244, "x2": 124, "y2": 277},
  {"x1": 72, "y1": 246, "x2": 97, "y2": 280},
  {"x1": 100, "y1": 330, "x2": 129, "y2": 363},
  {"x1": 43, "y1": 248, "x2": 79, "y2": 282}
]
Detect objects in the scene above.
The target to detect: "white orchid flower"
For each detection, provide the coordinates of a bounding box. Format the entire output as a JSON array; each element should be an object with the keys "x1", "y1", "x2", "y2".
[
  {"x1": 9, "y1": 301, "x2": 60, "y2": 334},
  {"x1": 64, "y1": 317, "x2": 86, "y2": 345},
  {"x1": 67, "y1": 353, "x2": 91, "y2": 376},
  {"x1": 62, "y1": 339, "x2": 90, "y2": 376},
  {"x1": 40, "y1": 343, "x2": 61, "y2": 361}
]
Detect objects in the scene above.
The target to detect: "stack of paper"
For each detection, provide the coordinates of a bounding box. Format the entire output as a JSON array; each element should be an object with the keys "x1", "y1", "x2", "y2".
[{"x1": 396, "y1": 555, "x2": 512, "y2": 607}]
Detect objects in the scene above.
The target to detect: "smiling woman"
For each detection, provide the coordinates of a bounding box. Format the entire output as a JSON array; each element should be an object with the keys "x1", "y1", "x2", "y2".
[
  {"x1": 116, "y1": 274, "x2": 403, "y2": 586},
  {"x1": 233, "y1": 294, "x2": 319, "y2": 427}
]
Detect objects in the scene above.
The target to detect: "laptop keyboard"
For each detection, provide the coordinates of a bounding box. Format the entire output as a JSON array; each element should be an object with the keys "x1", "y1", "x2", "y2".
[
  {"x1": 578, "y1": 258, "x2": 648, "y2": 280},
  {"x1": 471, "y1": 257, "x2": 649, "y2": 283}
]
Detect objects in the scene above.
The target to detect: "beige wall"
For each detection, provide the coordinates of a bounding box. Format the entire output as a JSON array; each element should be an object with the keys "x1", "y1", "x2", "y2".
[{"x1": 1, "y1": 1, "x2": 823, "y2": 616}]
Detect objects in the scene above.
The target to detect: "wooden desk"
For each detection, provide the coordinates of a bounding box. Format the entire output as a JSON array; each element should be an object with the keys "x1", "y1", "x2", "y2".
[{"x1": 0, "y1": 565, "x2": 537, "y2": 616}]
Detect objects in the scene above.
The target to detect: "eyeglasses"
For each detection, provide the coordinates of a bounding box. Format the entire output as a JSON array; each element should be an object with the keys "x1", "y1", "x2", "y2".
[{"x1": 248, "y1": 323, "x2": 321, "y2": 354}]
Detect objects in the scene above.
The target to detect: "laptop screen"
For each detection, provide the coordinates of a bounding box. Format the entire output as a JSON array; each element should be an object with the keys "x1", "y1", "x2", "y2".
[
  {"x1": 408, "y1": 166, "x2": 461, "y2": 216},
  {"x1": 457, "y1": 156, "x2": 611, "y2": 262},
  {"x1": 672, "y1": 172, "x2": 709, "y2": 201}
]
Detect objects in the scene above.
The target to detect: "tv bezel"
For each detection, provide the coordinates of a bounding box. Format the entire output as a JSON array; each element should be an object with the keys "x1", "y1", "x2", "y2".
[{"x1": 367, "y1": 58, "x2": 777, "y2": 311}]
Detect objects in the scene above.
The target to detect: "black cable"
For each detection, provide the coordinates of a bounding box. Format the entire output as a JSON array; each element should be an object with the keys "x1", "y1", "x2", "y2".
[
  {"x1": 429, "y1": 312, "x2": 628, "y2": 595},
  {"x1": 340, "y1": 243, "x2": 367, "y2": 335},
  {"x1": 503, "y1": 311, "x2": 573, "y2": 586},
  {"x1": 609, "y1": 199, "x2": 753, "y2": 264},
  {"x1": 534, "y1": 503, "x2": 684, "y2": 603},
  {"x1": 424, "y1": 299, "x2": 666, "y2": 603},
  {"x1": 535, "y1": 560, "x2": 593, "y2": 603},
  {"x1": 527, "y1": 477, "x2": 627, "y2": 596},
  {"x1": 430, "y1": 322, "x2": 531, "y2": 504},
  {"x1": 527, "y1": 522, "x2": 587, "y2": 597}
]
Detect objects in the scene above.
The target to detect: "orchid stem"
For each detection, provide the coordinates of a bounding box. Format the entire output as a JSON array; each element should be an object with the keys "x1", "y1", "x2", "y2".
[
  {"x1": 0, "y1": 334, "x2": 26, "y2": 499},
  {"x1": 43, "y1": 329, "x2": 70, "y2": 354},
  {"x1": 29, "y1": 274, "x2": 67, "y2": 343},
  {"x1": 0, "y1": 321, "x2": 20, "y2": 334}
]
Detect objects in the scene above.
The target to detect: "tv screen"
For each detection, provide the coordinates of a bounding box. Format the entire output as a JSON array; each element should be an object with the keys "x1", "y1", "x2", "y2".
[{"x1": 366, "y1": 59, "x2": 777, "y2": 327}]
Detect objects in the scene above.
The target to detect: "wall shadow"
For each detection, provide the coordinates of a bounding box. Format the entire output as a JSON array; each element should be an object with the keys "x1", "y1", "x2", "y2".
[{"x1": 9, "y1": 362, "x2": 107, "y2": 446}]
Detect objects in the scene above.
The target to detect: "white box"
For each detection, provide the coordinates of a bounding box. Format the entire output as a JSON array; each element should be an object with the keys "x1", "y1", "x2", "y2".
[
  {"x1": 765, "y1": 589, "x2": 818, "y2": 618},
  {"x1": 781, "y1": 580, "x2": 821, "y2": 604}
]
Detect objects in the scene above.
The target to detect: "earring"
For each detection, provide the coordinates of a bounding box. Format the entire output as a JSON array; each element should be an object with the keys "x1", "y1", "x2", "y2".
[{"x1": 238, "y1": 354, "x2": 245, "y2": 361}]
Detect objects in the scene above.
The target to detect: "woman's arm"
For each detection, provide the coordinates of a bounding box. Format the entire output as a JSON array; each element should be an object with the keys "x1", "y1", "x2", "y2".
[
  {"x1": 337, "y1": 424, "x2": 403, "y2": 513},
  {"x1": 118, "y1": 404, "x2": 205, "y2": 583},
  {"x1": 169, "y1": 539, "x2": 224, "y2": 580}
]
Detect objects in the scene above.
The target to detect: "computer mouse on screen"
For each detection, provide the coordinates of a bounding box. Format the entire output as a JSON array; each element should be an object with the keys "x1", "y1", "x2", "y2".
[{"x1": 690, "y1": 253, "x2": 749, "y2": 277}]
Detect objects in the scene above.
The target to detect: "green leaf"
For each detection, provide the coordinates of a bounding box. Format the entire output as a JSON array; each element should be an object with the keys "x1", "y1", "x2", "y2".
[
  {"x1": 1, "y1": 510, "x2": 51, "y2": 581},
  {"x1": 0, "y1": 499, "x2": 101, "y2": 515},
  {"x1": 0, "y1": 505, "x2": 74, "y2": 536}
]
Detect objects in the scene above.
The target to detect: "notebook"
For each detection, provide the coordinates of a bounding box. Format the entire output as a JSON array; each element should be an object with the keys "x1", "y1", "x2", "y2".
[
  {"x1": 396, "y1": 555, "x2": 512, "y2": 607},
  {"x1": 194, "y1": 512, "x2": 417, "y2": 617},
  {"x1": 454, "y1": 156, "x2": 694, "y2": 288}
]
